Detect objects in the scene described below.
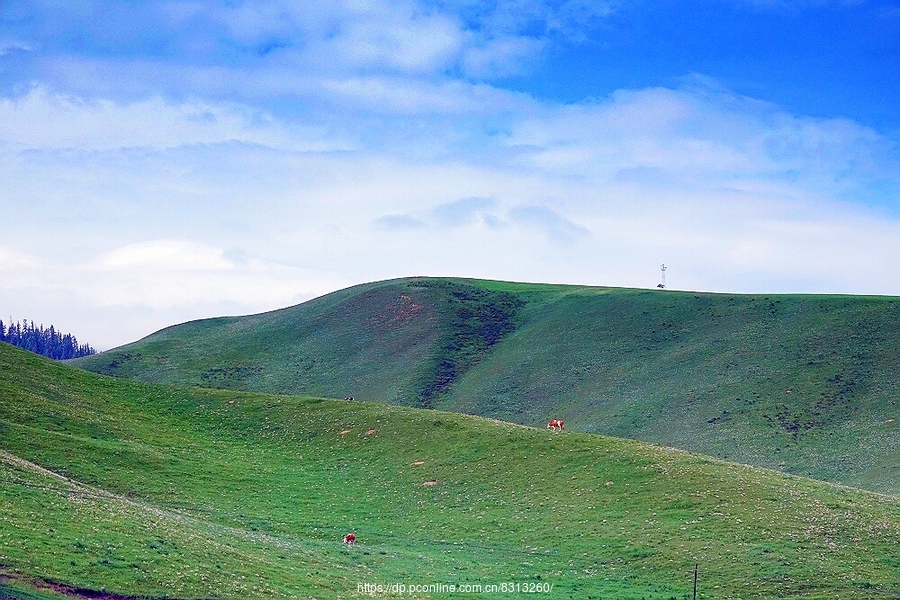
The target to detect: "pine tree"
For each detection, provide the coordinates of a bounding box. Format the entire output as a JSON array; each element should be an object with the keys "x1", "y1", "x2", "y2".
[{"x1": 0, "y1": 319, "x2": 97, "y2": 359}]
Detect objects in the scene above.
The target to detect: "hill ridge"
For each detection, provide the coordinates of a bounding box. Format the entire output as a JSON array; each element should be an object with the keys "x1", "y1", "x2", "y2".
[{"x1": 72, "y1": 276, "x2": 900, "y2": 493}]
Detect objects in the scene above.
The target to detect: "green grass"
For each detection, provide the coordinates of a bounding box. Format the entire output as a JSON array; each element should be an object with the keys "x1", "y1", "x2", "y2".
[
  {"x1": 5, "y1": 342, "x2": 900, "y2": 598},
  {"x1": 0, "y1": 578, "x2": 71, "y2": 600},
  {"x1": 73, "y1": 277, "x2": 900, "y2": 494}
]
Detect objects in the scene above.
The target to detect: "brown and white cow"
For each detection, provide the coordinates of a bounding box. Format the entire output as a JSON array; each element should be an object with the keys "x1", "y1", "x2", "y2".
[
  {"x1": 547, "y1": 419, "x2": 564, "y2": 431},
  {"x1": 343, "y1": 533, "x2": 356, "y2": 545}
]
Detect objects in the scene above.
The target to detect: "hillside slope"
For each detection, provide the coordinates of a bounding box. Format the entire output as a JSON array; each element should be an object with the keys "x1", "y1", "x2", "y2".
[
  {"x1": 73, "y1": 277, "x2": 900, "y2": 493},
  {"x1": 6, "y1": 342, "x2": 900, "y2": 599}
]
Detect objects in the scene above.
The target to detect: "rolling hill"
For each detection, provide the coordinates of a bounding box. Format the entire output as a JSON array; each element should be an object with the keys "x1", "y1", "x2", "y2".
[
  {"x1": 73, "y1": 277, "x2": 900, "y2": 494},
  {"x1": 4, "y1": 341, "x2": 900, "y2": 599}
]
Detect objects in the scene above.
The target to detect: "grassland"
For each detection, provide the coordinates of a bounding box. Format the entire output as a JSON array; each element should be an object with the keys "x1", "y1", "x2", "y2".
[
  {"x1": 73, "y1": 277, "x2": 900, "y2": 494},
  {"x1": 5, "y1": 342, "x2": 900, "y2": 598}
]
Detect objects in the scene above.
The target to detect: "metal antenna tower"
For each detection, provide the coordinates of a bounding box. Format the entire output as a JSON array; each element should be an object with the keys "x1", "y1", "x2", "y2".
[{"x1": 657, "y1": 264, "x2": 666, "y2": 289}]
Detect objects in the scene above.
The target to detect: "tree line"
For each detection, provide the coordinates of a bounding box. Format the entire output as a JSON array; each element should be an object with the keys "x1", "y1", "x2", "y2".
[{"x1": 0, "y1": 319, "x2": 97, "y2": 360}]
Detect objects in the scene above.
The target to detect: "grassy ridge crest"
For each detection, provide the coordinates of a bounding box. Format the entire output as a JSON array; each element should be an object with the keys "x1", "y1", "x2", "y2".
[{"x1": 73, "y1": 277, "x2": 900, "y2": 493}]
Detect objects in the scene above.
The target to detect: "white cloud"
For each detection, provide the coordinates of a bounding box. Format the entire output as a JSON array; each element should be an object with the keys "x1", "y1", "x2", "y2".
[
  {"x1": 458, "y1": 0, "x2": 616, "y2": 39},
  {"x1": 508, "y1": 204, "x2": 590, "y2": 240},
  {"x1": 199, "y1": 1, "x2": 313, "y2": 43},
  {"x1": 194, "y1": 1, "x2": 465, "y2": 74},
  {"x1": 39, "y1": 53, "x2": 533, "y2": 117},
  {"x1": 332, "y1": 11, "x2": 463, "y2": 73},
  {"x1": 78, "y1": 249, "x2": 348, "y2": 312},
  {"x1": 545, "y1": 0, "x2": 616, "y2": 39},
  {"x1": 2, "y1": 239, "x2": 348, "y2": 311},
  {"x1": 0, "y1": 238, "x2": 352, "y2": 348},
  {"x1": 0, "y1": 246, "x2": 39, "y2": 271},
  {"x1": 0, "y1": 39, "x2": 33, "y2": 56},
  {"x1": 318, "y1": 75, "x2": 530, "y2": 114},
  {"x1": 91, "y1": 240, "x2": 234, "y2": 272},
  {"x1": 0, "y1": 87, "x2": 341, "y2": 151},
  {"x1": 431, "y1": 197, "x2": 497, "y2": 226},
  {"x1": 462, "y1": 36, "x2": 544, "y2": 78},
  {"x1": 12, "y1": 0, "x2": 615, "y2": 110},
  {"x1": 504, "y1": 85, "x2": 898, "y2": 203},
  {"x1": 373, "y1": 214, "x2": 428, "y2": 230},
  {"x1": 191, "y1": 0, "x2": 613, "y2": 76}
]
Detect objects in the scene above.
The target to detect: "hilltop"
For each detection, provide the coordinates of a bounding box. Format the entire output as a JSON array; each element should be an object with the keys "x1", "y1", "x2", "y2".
[
  {"x1": 73, "y1": 277, "x2": 900, "y2": 494},
  {"x1": 4, "y1": 341, "x2": 900, "y2": 598}
]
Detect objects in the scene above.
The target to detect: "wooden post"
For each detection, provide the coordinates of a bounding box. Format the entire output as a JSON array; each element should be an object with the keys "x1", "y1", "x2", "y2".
[{"x1": 693, "y1": 563, "x2": 698, "y2": 600}]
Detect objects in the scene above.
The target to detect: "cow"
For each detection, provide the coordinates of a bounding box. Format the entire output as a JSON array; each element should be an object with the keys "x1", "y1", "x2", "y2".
[
  {"x1": 343, "y1": 533, "x2": 356, "y2": 545},
  {"x1": 547, "y1": 419, "x2": 564, "y2": 431}
]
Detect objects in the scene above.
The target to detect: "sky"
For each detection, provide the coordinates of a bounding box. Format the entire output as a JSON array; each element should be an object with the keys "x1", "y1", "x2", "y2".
[{"x1": 1, "y1": 0, "x2": 899, "y2": 350}]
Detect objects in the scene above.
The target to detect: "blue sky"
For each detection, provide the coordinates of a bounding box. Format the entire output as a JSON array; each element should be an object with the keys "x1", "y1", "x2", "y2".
[
  {"x1": 527, "y1": 2, "x2": 899, "y2": 132},
  {"x1": 1, "y1": 0, "x2": 899, "y2": 348}
]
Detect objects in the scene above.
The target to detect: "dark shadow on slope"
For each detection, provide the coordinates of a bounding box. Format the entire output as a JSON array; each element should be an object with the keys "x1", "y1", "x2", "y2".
[
  {"x1": 410, "y1": 280, "x2": 525, "y2": 408},
  {"x1": 0, "y1": 573, "x2": 197, "y2": 600}
]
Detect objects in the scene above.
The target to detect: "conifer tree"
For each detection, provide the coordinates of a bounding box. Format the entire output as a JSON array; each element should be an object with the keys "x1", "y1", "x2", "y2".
[{"x1": 0, "y1": 319, "x2": 97, "y2": 359}]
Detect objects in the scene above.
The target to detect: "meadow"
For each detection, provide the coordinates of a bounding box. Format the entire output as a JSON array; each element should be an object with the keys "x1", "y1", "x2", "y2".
[
  {"x1": 74, "y1": 277, "x2": 900, "y2": 494},
  {"x1": 4, "y1": 342, "x2": 900, "y2": 598}
]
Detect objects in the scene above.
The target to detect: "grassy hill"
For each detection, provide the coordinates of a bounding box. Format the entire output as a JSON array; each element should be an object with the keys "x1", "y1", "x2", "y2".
[
  {"x1": 5, "y1": 342, "x2": 900, "y2": 599},
  {"x1": 73, "y1": 277, "x2": 900, "y2": 494}
]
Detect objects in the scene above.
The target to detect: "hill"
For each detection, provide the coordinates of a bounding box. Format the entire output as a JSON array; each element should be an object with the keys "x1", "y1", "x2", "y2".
[
  {"x1": 5, "y1": 342, "x2": 900, "y2": 598},
  {"x1": 73, "y1": 277, "x2": 900, "y2": 494}
]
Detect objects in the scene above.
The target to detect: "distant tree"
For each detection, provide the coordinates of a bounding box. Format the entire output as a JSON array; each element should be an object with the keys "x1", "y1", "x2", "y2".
[{"x1": 0, "y1": 318, "x2": 97, "y2": 360}]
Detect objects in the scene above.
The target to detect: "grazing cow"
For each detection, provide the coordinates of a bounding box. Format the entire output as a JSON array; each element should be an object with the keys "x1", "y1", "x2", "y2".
[
  {"x1": 343, "y1": 533, "x2": 356, "y2": 545},
  {"x1": 547, "y1": 419, "x2": 564, "y2": 431}
]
